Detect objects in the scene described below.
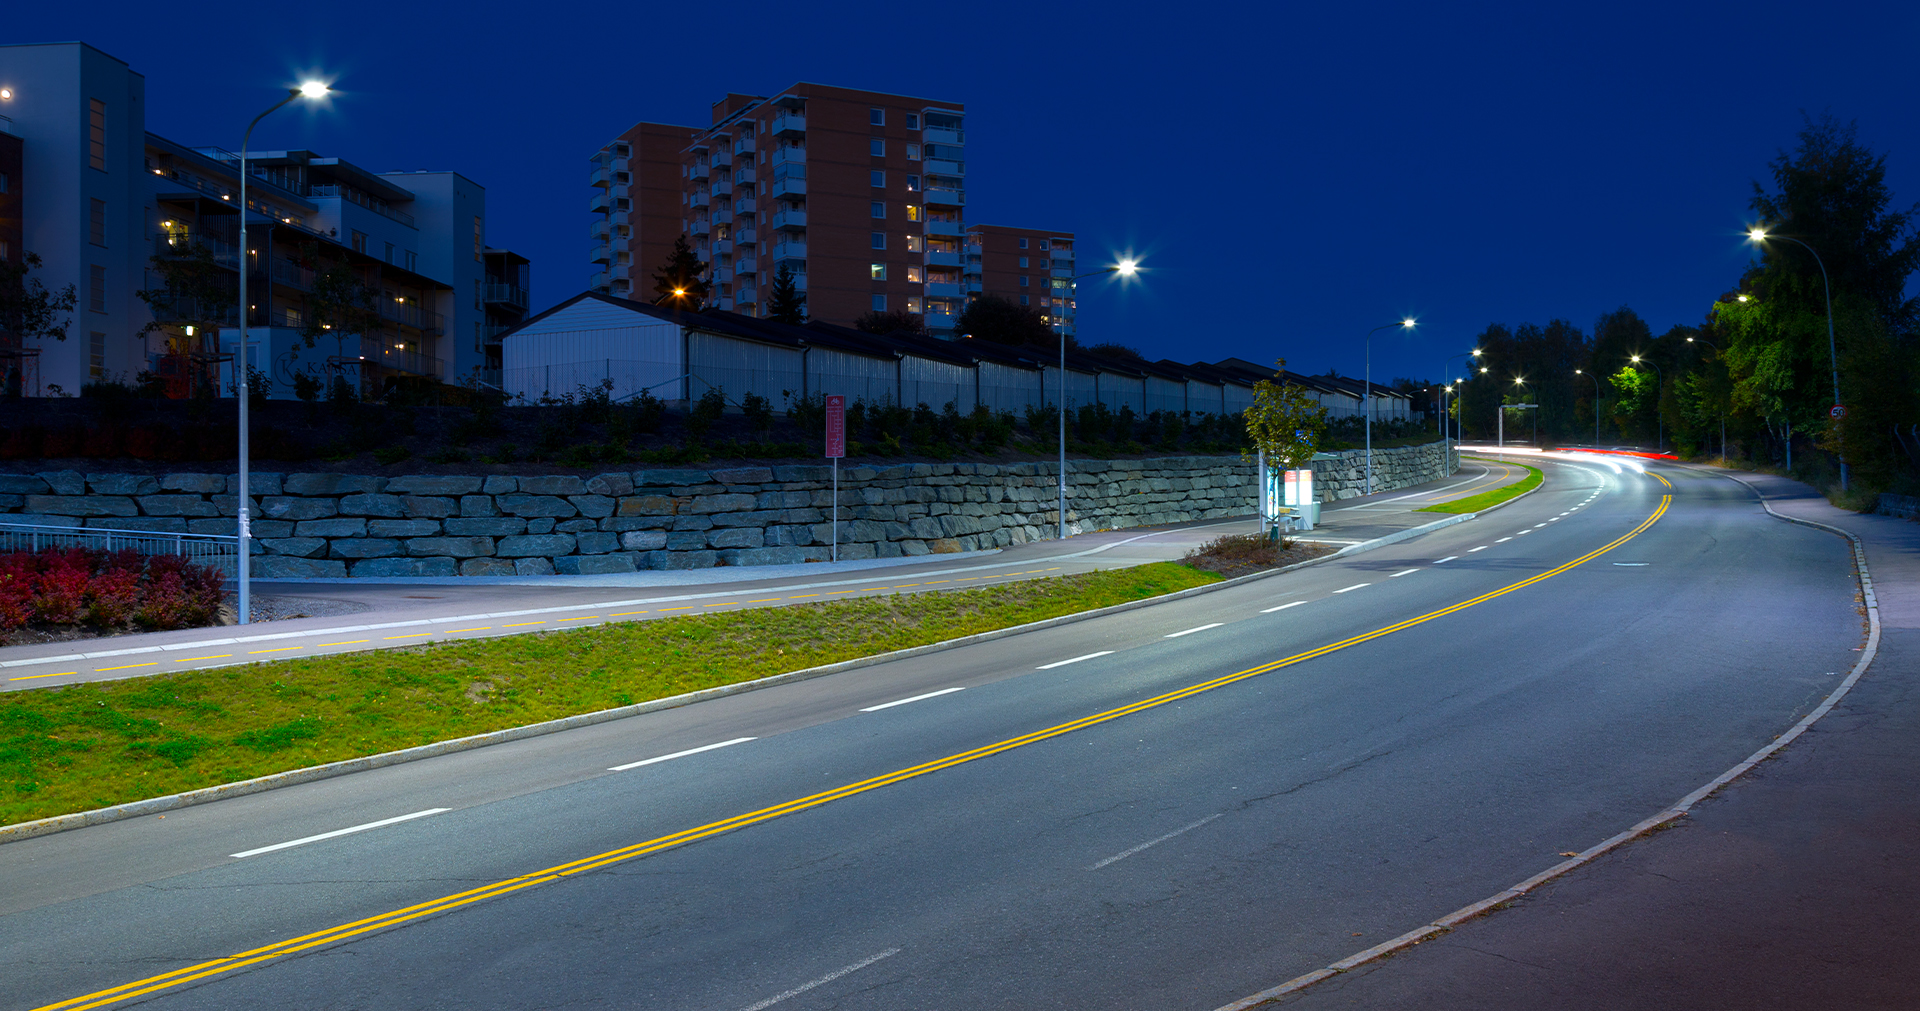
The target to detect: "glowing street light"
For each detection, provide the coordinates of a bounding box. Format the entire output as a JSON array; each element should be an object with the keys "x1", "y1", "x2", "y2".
[
  {"x1": 1440, "y1": 347, "x2": 1480, "y2": 456},
  {"x1": 235, "y1": 80, "x2": 331, "y2": 625},
  {"x1": 1362, "y1": 318, "x2": 1417, "y2": 494},
  {"x1": 1574, "y1": 369, "x2": 1601, "y2": 448},
  {"x1": 1628, "y1": 354, "x2": 1663, "y2": 453},
  {"x1": 1054, "y1": 259, "x2": 1143, "y2": 538},
  {"x1": 1747, "y1": 227, "x2": 1846, "y2": 488}
]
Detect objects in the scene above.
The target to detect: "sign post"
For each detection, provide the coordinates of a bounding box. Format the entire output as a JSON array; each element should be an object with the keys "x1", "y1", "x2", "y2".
[{"x1": 825, "y1": 395, "x2": 846, "y2": 562}]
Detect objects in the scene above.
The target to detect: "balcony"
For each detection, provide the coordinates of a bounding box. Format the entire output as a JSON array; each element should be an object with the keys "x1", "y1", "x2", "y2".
[
  {"x1": 590, "y1": 270, "x2": 611, "y2": 290},
  {"x1": 690, "y1": 190, "x2": 710, "y2": 208},
  {"x1": 735, "y1": 167, "x2": 756, "y2": 185},
  {"x1": 153, "y1": 232, "x2": 239, "y2": 267},
  {"x1": 926, "y1": 282, "x2": 961, "y2": 298},
  {"x1": 735, "y1": 197, "x2": 757, "y2": 215},
  {"x1": 1052, "y1": 266, "x2": 1074, "y2": 278},
  {"x1": 772, "y1": 145, "x2": 805, "y2": 166},
  {"x1": 690, "y1": 162, "x2": 710, "y2": 181},
  {"x1": 926, "y1": 250, "x2": 962, "y2": 267},
  {"x1": 924, "y1": 127, "x2": 964, "y2": 146},
  {"x1": 589, "y1": 166, "x2": 612, "y2": 187},
  {"x1": 590, "y1": 244, "x2": 612, "y2": 264},
  {"x1": 771, "y1": 178, "x2": 806, "y2": 199},
  {"x1": 926, "y1": 219, "x2": 962, "y2": 237},
  {"x1": 924, "y1": 187, "x2": 965, "y2": 207},
  {"x1": 736, "y1": 229, "x2": 758, "y2": 246},
  {"x1": 589, "y1": 191, "x2": 611, "y2": 214},
  {"x1": 733, "y1": 136, "x2": 755, "y2": 156},
  {"x1": 356, "y1": 338, "x2": 443, "y2": 379},
  {"x1": 925, "y1": 310, "x2": 956, "y2": 331},
  {"x1": 482, "y1": 323, "x2": 514, "y2": 343},
  {"x1": 713, "y1": 240, "x2": 733, "y2": 256},
  {"x1": 735, "y1": 258, "x2": 757, "y2": 275},
  {"x1": 772, "y1": 241, "x2": 807, "y2": 262},
  {"x1": 589, "y1": 218, "x2": 610, "y2": 240},
  {"x1": 712, "y1": 208, "x2": 733, "y2": 227},
  {"x1": 268, "y1": 258, "x2": 316, "y2": 291},
  {"x1": 791, "y1": 273, "x2": 808, "y2": 292},
  {"x1": 712, "y1": 151, "x2": 731, "y2": 170},
  {"x1": 772, "y1": 114, "x2": 806, "y2": 138},
  {"x1": 712, "y1": 180, "x2": 732, "y2": 197},
  {"x1": 485, "y1": 283, "x2": 527, "y2": 309},
  {"x1": 772, "y1": 208, "x2": 807, "y2": 231},
  {"x1": 965, "y1": 279, "x2": 983, "y2": 293},
  {"x1": 690, "y1": 217, "x2": 711, "y2": 237},
  {"x1": 736, "y1": 287, "x2": 759, "y2": 305},
  {"x1": 925, "y1": 158, "x2": 965, "y2": 176},
  {"x1": 713, "y1": 268, "x2": 733, "y2": 284},
  {"x1": 378, "y1": 299, "x2": 446, "y2": 335}
]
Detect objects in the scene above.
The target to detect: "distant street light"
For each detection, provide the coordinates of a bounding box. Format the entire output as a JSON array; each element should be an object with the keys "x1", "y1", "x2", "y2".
[
  {"x1": 1686, "y1": 336, "x2": 1727, "y2": 463},
  {"x1": 1057, "y1": 259, "x2": 1139, "y2": 538},
  {"x1": 1747, "y1": 228, "x2": 1846, "y2": 489},
  {"x1": 1441, "y1": 348, "x2": 1481, "y2": 456},
  {"x1": 236, "y1": 80, "x2": 331, "y2": 625},
  {"x1": 1574, "y1": 369, "x2": 1601, "y2": 448},
  {"x1": 1629, "y1": 354, "x2": 1663, "y2": 453},
  {"x1": 1363, "y1": 318, "x2": 1417, "y2": 494}
]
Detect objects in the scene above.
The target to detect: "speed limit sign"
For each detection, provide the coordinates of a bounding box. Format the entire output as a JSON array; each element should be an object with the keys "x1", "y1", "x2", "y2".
[{"x1": 1831, "y1": 404, "x2": 1846, "y2": 419}]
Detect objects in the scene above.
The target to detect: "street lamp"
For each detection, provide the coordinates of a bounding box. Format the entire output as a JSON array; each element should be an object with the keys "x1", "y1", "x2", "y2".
[
  {"x1": 236, "y1": 80, "x2": 330, "y2": 625},
  {"x1": 1686, "y1": 336, "x2": 1727, "y2": 463},
  {"x1": 1747, "y1": 228, "x2": 1846, "y2": 489},
  {"x1": 1505, "y1": 377, "x2": 1537, "y2": 447},
  {"x1": 1056, "y1": 259, "x2": 1138, "y2": 539},
  {"x1": 1628, "y1": 354, "x2": 1662, "y2": 453},
  {"x1": 1441, "y1": 349, "x2": 1481, "y2": 455},
  {"x1": 1574, "y1": 369, "x2": 1601, "y2": 448},
  {"x1": 1363, "y1": 318, "x2": 1417, "y2": 494}
]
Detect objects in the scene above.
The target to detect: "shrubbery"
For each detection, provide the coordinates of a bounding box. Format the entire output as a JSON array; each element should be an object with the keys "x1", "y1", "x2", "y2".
[{"x1": 0, "y1": 548, "x2": 225, "y2": 640}]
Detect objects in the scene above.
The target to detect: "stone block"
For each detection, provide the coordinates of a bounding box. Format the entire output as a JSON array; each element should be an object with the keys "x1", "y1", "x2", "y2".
[
  {"x1": 618, "y1": 495, "x2": 676, "y2": 516},
  {"x1": 35, "y1": 470, "x2": 85, "y2": 495},
  {"x1": 687, "y1": 493, "x2": 757, "y2": 514},
  {"x1": 527, "y1": 517, "x2": 557, "y2": 534},
  {"x1": 671, "y1": 515, "x2": 714, "y2": 531},
  {"x1": 137, "y1": 494, "x2": 218, "y2": 517},
  {"x1": 651, "y1": 549, "x2": 718, "y2": 570},
  {"x1": 513, "y1": 557, "x2": 556, "y2": 576},
  {"x1": 720, "y1": 546, "x2": 826, "y2": 566},
  {"x1": 482, "y1": 475, "x2": 518, "y2": 495},
  {"x1": 350, "y1": 557, "x2": 457, "y2": 578},
  {"x1": 284, "y1": 473, "x2": 382, "y2": 496},
  {"x1": 620, "y1": 530, "x2": 668, "y2": 551},
  {"x1": 443, "y1": 517, "x2": 526, "y2": 537},
  {"x1": 496, "y1": 533, "x2": 577, "y2": 557},
  {"x1": 908, "y1": 517, "x2": 943, "y2": 539},
  {"x1": 294, "y1": 517, "x2": 368, "y2": 538},
  {"x1": 460, "y1": 558, "x2": 518, "y2": 576},
  {"x1": 253, "y1": 556, "x2": 348, "y2": 578},
  {"x1": 227, "y1": 472, "x2": 284, "y2": 496},
  {"x1": 0, "y1": 475, "x2": 50, "y2": 495},
  {"x1": 931, "y1": 537, "x2": 965, "y2": 554},
  {"x1": 262, "y1": 537, "x2": 328, "y2": 558},
  {"x1": 585, "y1": 472, "x2": 633, "y2": 497},
  {"x1": 403, "y1": 496, "x2": 458, "y2": 519},
  {"x1": 553, "y1": 553, "x2": 637, "y2": 575},
  {"x1": 771, "y1": 465, "x2": 832, "y2": 482},
  {"x1": 459, "y1": 494, "x2": 499, "y2": 518},
  {"x1": 3, "y1": 513, "x2": 82, "y2": 528},
  {"x1": 338, "y1": 493, "x2": 408, "y2": 517},
  {"x1": 88, "y1": 474, "x2": 159, "y2": 496},
  {"x1": 665, "y1": 530, "x2": 709, "y2": 550},
  {"x1": 899, "y1": 539, "x2": 930, "y2": 556},
  {"x1": 633, "y1": 469, "x2": 713, "y2": 486},
  {"x1": 405, "y1": 536, "x2": 494, "y2": 558},
  {"x1": 496, "y1": 493, "x2": 577, "y2": 518},
  {"x1": 601, "y1": 516, "x2": 673, "y2": 532},
  {"x1": 766, "y1": 524, "x2": 814, "y2": 546},
  {"x1": 574, "y1": 531, "x2": 619, "y2": 554},
  {"x1": 385, "y1": 475, "x2": 483, "y2": 496},
  {"x1": 150, "y1": 473, "x2": 220, "y2": 495},
  {"x1": 187, "y1": 518, "x2": 237, "y2": 535},
  {"x1": 368, "y1": 518, "x2": 443, "y2": 538},
  {"x1": 710, "y1": 466, "x2": 775, "y2": 485},
  {"x1": 707, "y1": 527, "x2": 762, "y2": 549},
  {"x1": 85, "y1": 516, "x2": 188, "y2": 533},
  {"x1": 567, "y1": 494, "x2": 616, "y2": 518},
  {"x1": 555, "y1": 518, "x2": 598, "y2": 533},
  {"x1": 261, "y1": 496, "x2": 337, "y2": 521},
  {"x1": 24, "y1": 495, "x2": 136, "y2": 517},
  {"x1": 519, "y1": 475, "x2": 588, "y2": 495},
  {"x1": 250, "y1": 519, "x2": 294, "y2": 539},
  {"x1": 329, "y1": 538, "x2": 404, "y2": 559},
  {"x1": 836, "y1": 541, "x2": 877, "y2": 560}
]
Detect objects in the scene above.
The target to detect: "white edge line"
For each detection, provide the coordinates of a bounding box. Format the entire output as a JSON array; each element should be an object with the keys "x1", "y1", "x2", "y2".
[
  {"x1": 1210, "y1": 469, "x2": 1884, "y2": 1011},
  {"x1": 1332, "y1": 583, "x2": 1371, "y2": 593},
  {"x1": 1260, "y1": 602, "x2": 1305, "y2": 613},
  {"x1": 1089, "y1": 813, "x2": 1223, "y2": 870},
  {"x1": 230, "y1": 807, "x2": 450, "y2": 859},
  {"x1": 609, "y1": 737, "x2": 757, "y2": 772},
  {"x1": 1037, "y1": 650, "x2": 1114, "y2": 670},
  {"x1": 1163, "y1": 623, "x2": 1225, "y2": 638},
  {"x1": 859, "y1": 685, "x2": 968, "y2": 712},
  {"x1": 1433, "y1": 556, "x2": 1459, "y2": 564},
  {"x1": 738, "y1": 948, "x2": 902, "y2": 1011}
]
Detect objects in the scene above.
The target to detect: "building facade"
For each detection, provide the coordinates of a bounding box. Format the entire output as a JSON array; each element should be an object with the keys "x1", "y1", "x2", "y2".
[
  {"x1": 964, "y1": 224, "x2": 1077, "y2": 338},
  {"x1": 0, "y1": 41, "x2": 530, "y2": 398},
  {"x1": 591, "y1": 84, "x2": 969, "y2": 335},
  {"x1": 588, "y1": 121, "x2": 697, "y2": 302}
]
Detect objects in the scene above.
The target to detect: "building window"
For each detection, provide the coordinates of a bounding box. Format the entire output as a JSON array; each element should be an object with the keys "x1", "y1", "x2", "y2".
[
  {"x1": 384, "y1": 241, "x2": 395, "y2": 264},
  {"x1": 1018, "y1": 257, "x2": 1029, "y2": 268},
  {"x1": 871, "y1": 263, "x2": 887, "y2": 281},
  {"x1": 1018, "y1": 238, "x2": 1029, "y2": 249},
  {"x1": 88, "y1": 100, "x2": 106, "y2": 171},
  {"x1": 89, "y1": 265, "x2": 106, "y2": 313},
  {"x1": 870, "y1": 170, "x2": 885, "y2": 188},
  {"x1": 906, "y1": 144, "x2": 920, "y2": 161},
  {"x1": 473, "y1": 216, "x2": 484, "y2": 262},
  {"x1": 89, "y1": 200, "x2": 107, "y2": 247},
  {"x1": 474, "y1": 280, "x2": 482, "y2": 310},
  {"x1": 1040, "y1": 240, "x2": 1050, "y2": 251},
  {"x1": 0, "y1": 241, "x2": 9, "y2": 261},
  {"x1": 871, "y1": 232, "x2": 886, "y2": 250},
  {"x1": 0, "y1": 171, "x2": 9, "y2": 193},
  {"x1": 906, "y1": 204, "x2": 921, "y2": 222},
  {"x1": 907, "y1": 265, "x2": 923, "y2": 283},
  {"x1": 872, "y1": 295, "x2": 886, "y2": 311},
  {"x1": 871, "y1": 201, "x2": 886, "y2": 219},
  {"x1": 906, "y1": 234, "x2": 922, "y2": 252},
  {"x1": 869, "y1": 108, "x2": 884, "y2": 125},
  {"x1": 869, "y1": 139, "x2": 885, "y2": 157},
  {"x1": 404, "y1": 250, "x2": 417, "y2": 271},
  {"x1": 906, "y1": 174, "x2": 920, "y2": 192},
  {"x1": 905, "y1": 113, "x2": 919, "y2": 130},
  {"x1": 1020, "y1": 276, "x2": 1030, "y2": 287},
  {"x1": 907, "y1": 297, "x2": 923, "y2": 314},
  {"x1": 351, "y1": 230, "x2": 367, "y2": 254},
  {"x1": 89, "y1": 332, "x2": 106, "y2": 378},
  {"x1": 1020, "y1": 294, "x2": 1029, "y2": 306}
]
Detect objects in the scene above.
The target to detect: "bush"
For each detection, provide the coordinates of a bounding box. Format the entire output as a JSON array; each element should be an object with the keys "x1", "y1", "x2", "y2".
[{"x1": 0, "y1": 547, "x2": 226, "y2": 640}]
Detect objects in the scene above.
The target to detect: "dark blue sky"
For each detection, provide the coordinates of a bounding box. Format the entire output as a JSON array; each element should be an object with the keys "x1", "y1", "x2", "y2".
[{"x1": 10, "y1": 1, "x2": 1918, "y2": 384}]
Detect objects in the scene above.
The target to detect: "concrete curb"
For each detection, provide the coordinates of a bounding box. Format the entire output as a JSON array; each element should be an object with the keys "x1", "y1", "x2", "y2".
[{"x1": 1210, "y1": 466, "x2": 1882, "y2": 1010}]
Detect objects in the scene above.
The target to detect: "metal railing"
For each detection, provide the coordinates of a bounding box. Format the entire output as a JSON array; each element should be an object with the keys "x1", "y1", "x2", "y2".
[
  {"x1": 485, "y1": 283, "x2": 528, "y2": 308},
  {"x1": 0, "y1": 523, "x2": 239, "y2": 566}
]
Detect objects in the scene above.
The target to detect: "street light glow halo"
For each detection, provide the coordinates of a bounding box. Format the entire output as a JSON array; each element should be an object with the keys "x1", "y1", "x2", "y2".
[
  {"x1": 1114, "y1": 259, "x2": 1138, "y2": 276},
  {"x1": 298, "y1": 81, "x2": 330, "y2": 99},
  {"x1": 1748, "y1": 227, "x2": 1768, "y2": 241}
]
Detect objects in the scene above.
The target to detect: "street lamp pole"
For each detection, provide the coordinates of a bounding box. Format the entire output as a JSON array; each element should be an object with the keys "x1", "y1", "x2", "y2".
[
  {"x1": 1057, "y1": 260, "x2": 1138, "y2": 539},
  {"x1": 1363, "y1": 319, "x2": 1416, "y2": 495},
  {"x1": 235, "y1": 81, "x2": 330, "y2": 625},
  {"x1": 1748, "y1": 229, "x2": 1846, "y2": 490},
  {"x1": 1686, "y1": 336, "x2": 1727, "y2": 463},
  {"x1": 1441, "y1": 349, "x2": 1481, "y2": 465},
  {"x1": 1629, "y1": 355, "x2": 1662, "y2": 453},
  {"x1": 1574, "y1": 369, "x2": 1601, "y2": 448}
]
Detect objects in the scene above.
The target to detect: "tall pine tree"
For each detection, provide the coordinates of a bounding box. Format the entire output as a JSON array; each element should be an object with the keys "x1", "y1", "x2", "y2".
[
  {"x1": 765, "y1": 263, "x2": 806, "y2": 323},
  {"x1": 652, "y1": 234, "x2": 711, "y2": 308}
]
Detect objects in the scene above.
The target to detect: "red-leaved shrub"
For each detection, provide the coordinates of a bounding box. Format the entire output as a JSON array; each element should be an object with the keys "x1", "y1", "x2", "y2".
[{"x1": 0, "y1": 547, "x2": 227, "y2": 641}]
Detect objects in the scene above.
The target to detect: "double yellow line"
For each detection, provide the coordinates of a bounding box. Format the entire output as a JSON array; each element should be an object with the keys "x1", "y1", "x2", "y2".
[{"x1": 39, "y1": 495, "x2": 1672, "y2": 1011}]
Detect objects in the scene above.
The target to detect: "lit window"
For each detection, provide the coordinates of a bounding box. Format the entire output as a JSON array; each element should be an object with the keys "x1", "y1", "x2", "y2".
[
  {"x1": 872, "y1": 232, "x2": 886, "y2": 250},
  {"x1": 870, "y1": 138, "x2": 885, "y2": 157},
  {"x1": 1018, "y1": 257, "x2": 1028, "y2": 268},
  {"x1": 871, "y1": 263, "x2": 887, "y2": 281},
  {"x1": 905, "y1": 113, "x2": 919, "y2": 130},
  {"x1": 870, "y1": 108, "x2": 885, "y2": 125},
  {"x1": 907, "y1": 297, "x2": 923, "y2": 314},
  {"x1": 907, "y1": 265, "x2": 923, "y2": 283},
  {"x1": 871, "y1": 170, "x2": 885, "y2": 187},
  {"x1": 906, "y1": 204, "x2": 921, "y2": 222},
  {"x1": 906, "y1": 174, "x2": 920, "y2": 191},
  {"x1": 906, "y1": 144, "x2": 920, "y2": 161},
  {"x1": 906, "y1": 234, "x2": 923, "y2": 252},
  {"x1": 1020, "y1": 276, "x2": 1029, "y2": 287},
  {"x1": 872, "y1": 295, "x2": 887, "y2": 311}
]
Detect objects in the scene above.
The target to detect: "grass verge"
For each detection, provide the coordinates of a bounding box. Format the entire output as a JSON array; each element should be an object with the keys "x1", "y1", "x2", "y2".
[
  {"x1": 1419, "y1": 462, "x2": 1543, "y2": 514},
  {"x1": 0, "y1": 562, "x2": 1217, "y2": 827}
]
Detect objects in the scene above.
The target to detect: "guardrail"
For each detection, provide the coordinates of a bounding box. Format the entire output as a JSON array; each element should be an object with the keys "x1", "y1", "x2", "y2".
[{"x1": 0, "y1": 523, "x2": 239, "y2": 565}]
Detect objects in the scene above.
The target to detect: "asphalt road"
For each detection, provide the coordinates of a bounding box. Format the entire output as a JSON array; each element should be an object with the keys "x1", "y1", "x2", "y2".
[{"x1": 0, "y1": 457, "x2": 1862, "y2": 1011}]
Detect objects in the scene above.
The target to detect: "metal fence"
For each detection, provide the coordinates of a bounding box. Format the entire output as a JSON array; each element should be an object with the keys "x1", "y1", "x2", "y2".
[{"x1": 0, "y1": 523, "x2": 240, "y2": 566}]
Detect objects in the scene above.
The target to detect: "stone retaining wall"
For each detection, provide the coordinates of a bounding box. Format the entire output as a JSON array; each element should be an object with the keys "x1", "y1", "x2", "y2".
[{"x1": 0, "y1": 443, "x2": 1454, "y2": 576}]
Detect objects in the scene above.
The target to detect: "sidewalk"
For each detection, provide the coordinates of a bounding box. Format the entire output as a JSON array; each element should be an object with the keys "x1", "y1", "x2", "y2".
[{"x1": 1273, "y1": 468, "x2": 1920, "y2": 1010}]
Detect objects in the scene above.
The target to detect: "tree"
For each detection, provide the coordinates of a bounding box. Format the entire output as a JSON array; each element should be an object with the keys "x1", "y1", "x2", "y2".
[
  {"x1": 136, "y1": 242, "x2": 236, "y2": 355},
  {"x1": 652, "y1": 234, "x2": 710, "y2": 309},
  {"x1": 765, "y1": 263, "x2": 805, "y2": 323},
  {"x1": 1243, "y1": 358, "x2": 1328, "y2": 472},
  {"x1": 1084, "y1": 342, "x2": 1143, "y2": 362},
  {"x1": 954, "y1": 294, "x2": 1056, "y2": 348},
  {"x1": 0, "y1": 252, "x2": 78, "y2": 351},
  {"x1": 854, "y1": 309, "x2": 925, "y2": 335}
]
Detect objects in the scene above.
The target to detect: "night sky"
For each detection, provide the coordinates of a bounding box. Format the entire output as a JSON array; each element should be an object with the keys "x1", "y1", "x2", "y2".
[{"x1": 8, "y1": 1, "x2": 1917, "y2": 385}]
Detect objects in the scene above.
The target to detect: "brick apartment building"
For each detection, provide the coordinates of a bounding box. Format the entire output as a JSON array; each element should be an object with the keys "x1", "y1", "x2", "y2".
[{"x1": 964, "y1": 224, "x2": 1078, "y2": 339}]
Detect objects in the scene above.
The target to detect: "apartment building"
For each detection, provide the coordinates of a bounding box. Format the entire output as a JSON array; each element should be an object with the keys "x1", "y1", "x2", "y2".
[
  {"x1": 591, "y1": 84, "x2": 968, "y2": 335},
  {"x1": 588, "y1": 122, "x2": 697, "y2": 301},
  {"x1": 0, "y1": 41, "x2": 530, "y2": 398},
  {"x1": 964, "y1": 224, "x2": 1078, "y2": 338}
]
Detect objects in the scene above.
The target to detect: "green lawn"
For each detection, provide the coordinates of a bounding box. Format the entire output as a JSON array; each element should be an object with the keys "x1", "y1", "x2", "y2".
[
  {"x1": 0, "y1": 562, "x2": 1219, "y2": 827},
  {"x1": 1419, "y1": 461, "x2": 1544, "y2": 513}
]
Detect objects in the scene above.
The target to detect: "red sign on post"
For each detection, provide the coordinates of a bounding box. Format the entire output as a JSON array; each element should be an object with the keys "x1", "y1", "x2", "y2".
[{"x1": 824, "y1": 395, "x2": 846, "y2": 459}]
